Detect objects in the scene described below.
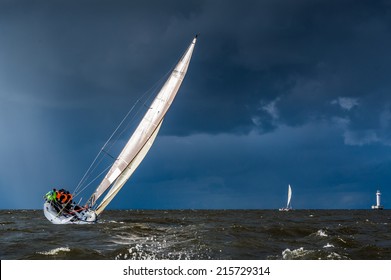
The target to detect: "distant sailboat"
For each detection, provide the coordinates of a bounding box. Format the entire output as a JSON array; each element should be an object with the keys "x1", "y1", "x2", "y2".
[
  {"x1": 43, "y1": 35, "x2": 198, "y2": 224},
  {"x1": 279, "y1": 184, "x2": 292, "y2": 211}
]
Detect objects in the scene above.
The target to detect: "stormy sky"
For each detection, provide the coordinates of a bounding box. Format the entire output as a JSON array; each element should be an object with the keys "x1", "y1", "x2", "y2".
[{"x1": 1, "y1": 0, "x2": 391, "y2": 210}]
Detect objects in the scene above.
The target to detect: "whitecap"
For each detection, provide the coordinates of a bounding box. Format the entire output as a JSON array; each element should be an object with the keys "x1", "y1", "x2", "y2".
[
  {"x1": 323, "y1": 243, "x2": 334, "y2": 248},
  {"x1": 337, "y1": 237, "x2": 347, "y2": 243},
  {"x1": 282, "y1": 247, "x2": 314, "y2": 260},
  {"x1": 38, "y1": 247, "x2": 70, "y2": 256},
  {"x1": 309, "y1": 229, "x2": 328, "y2": 238},
  {"x1": 327, "y1": 252, "x2": 346, "y2": 260},
  {"x1": 316, "y1": 229, "x2": 328, "y2": 237}
]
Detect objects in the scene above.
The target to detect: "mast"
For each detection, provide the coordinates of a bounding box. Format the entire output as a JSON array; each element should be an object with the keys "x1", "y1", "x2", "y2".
[{"x1": 87, "y1": 36, "x2": 197, "y2": 213}]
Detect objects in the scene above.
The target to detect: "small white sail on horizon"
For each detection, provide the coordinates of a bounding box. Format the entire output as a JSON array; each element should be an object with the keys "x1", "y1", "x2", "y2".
[
  {"x1": 279, "y1": 184, "x2": 292, "y2": 211},
  {"x1": 43, "y1": 35, "x2": 198, "y2": 224}
]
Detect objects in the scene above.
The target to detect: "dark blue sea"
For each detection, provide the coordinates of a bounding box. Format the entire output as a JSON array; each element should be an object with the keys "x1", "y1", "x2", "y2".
[{"x1": 1, "y1": 209, "x2": 390, "y2": 260}]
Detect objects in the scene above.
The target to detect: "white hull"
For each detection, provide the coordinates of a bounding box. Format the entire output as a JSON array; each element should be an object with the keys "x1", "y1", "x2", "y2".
[
  {"x1": 279, "y1": 208, "x2": 292, "y2": 212},
  {"x1": 43, "y1": 202, "x2": 97, "y2": 224}
]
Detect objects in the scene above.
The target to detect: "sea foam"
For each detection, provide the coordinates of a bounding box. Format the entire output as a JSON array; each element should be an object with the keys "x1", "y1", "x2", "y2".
[
  {"x1": 38, "y1": 247, "x2": 70, "y2": 256},
  {"x1": 282, "y1": 247, "x2": 314, "y2": 260}
]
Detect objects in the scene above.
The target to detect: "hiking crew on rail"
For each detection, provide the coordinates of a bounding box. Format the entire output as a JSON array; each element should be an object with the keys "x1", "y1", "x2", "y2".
[{"x1": 44, "y1": 188, "x2": 84, "y2": 215}]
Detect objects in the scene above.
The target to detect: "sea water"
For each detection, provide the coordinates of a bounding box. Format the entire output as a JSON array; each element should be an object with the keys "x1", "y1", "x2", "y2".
[{"x1": 1, "y1": 209, "x2": 390, "y2": 260}]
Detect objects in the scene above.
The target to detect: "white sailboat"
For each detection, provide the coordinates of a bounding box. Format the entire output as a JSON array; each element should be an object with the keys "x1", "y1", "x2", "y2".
[
  {"x1": 279, "y1": 184, "x2": 292, "y2": 211},
  {"x1": 43, "y1": 35, "x2": 198, "y2": 224}
]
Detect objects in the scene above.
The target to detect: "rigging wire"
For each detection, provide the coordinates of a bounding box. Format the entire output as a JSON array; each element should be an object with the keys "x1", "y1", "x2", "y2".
[
  {"x1": 74, "y1": 163, "x2": 112, "y2": 203},
  {"x1": 72, "y1": 67, "x2": 174, "y2": 203}
]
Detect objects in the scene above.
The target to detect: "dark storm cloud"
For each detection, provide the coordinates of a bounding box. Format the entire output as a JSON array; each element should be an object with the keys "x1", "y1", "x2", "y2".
[
  {"x1": 0, "y1": 0, "x2": 201, "y2": 107},
  {"x1": 1, "y1": 0, "x2": 391, "y2": 209},
  {"x1": 166, "y1": 0, "x2": 391, "y2": 141},
  {"x1": 2, "y1": 0, "x2": 391, "y2": 137}
]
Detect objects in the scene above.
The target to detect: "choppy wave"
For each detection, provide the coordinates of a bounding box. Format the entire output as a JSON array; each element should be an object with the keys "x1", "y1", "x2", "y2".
[
  {"x1": 282, "y1": 246, "x2": 348, "y2": 260},
  {"x1": 323, "y1": 243, "x2": 334, "y2": 248},
  {"x1": 315, "y1": 229, "x2": 328, "y2": 237},
  {"x1": 38, "y1": 247, "x2": 71, "y2": 256},
  {"x1": 1, "y1": 209, "x2": 390, "y2": 260}
]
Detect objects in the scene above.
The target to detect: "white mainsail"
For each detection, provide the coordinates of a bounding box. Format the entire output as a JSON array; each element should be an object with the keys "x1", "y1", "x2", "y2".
[
  {"x1": 286, "y1": 184, "x2": 292, "y2": 209},
  {"x1": 88, "y1": 36, "x2": 197, "y2": 213},
  {"x1": 95, "y1": 121, "x2": 163, "y2": 214},
  {"x1": 279, "y1": 184, "x2": 292, "y2": 211}
]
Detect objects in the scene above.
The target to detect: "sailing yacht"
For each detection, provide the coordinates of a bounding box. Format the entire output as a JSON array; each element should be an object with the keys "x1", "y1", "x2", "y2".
[
  {"x1": 43, "y1": 35, "x2": 198, "y2": 224},
  {"x1": 279, "y1": 184, "x2": 293, "y2": 211}
]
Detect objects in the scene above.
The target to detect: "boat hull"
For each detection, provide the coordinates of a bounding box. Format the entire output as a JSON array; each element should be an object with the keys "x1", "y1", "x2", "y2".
[{"x1": 43, "y1": 202, "x2": 97, "y2": 224}]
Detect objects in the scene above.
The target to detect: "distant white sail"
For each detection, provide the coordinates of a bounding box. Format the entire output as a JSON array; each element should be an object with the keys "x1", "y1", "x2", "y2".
[
  {"x1": 89, "y1": 36, "x2": 197, "y2": 211},
  {"x1": 279, "y1": 184, "x2": 293, "y2": 211},
  {"x1": 287, "y1": 184, "x2": 292, "y2": 209}
]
